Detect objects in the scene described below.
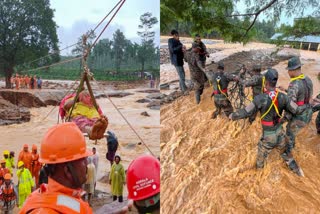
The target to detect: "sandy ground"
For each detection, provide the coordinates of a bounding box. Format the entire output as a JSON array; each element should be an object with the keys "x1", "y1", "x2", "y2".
[
  {"x1": 0, "y1": 85, "x2": 160, "y2": 213},
  {"x1": 161, "y1": 37, "x2": 320, "y2": 213}
]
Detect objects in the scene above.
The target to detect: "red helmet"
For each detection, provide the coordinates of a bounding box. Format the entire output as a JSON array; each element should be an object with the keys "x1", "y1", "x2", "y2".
[{"x1": 126, "y1": 155, "x2": 160, "y2": 201}]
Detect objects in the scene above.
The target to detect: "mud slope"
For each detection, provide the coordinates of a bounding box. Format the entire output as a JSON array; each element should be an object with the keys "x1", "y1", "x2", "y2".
[{"x1": 160, "y1": 51, "x2": 320, "y2": 213}]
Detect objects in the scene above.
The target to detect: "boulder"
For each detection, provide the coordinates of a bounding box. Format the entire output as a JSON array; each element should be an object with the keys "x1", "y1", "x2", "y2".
[
  {"x1": 147, "y1": 100, "x2": 160, "y2": 110},
  {"x1": 136, "y1": 98, "x2": 151, "y2": 103},
  {"x1": 140, "y1": 111, "x2": 150, "y2": 117},
  {"x1": 146, "y1": 93, "x2": 163, "y2": 100}
]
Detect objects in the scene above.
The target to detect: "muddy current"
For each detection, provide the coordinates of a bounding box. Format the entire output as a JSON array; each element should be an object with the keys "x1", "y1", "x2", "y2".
[
  {"x1": 160, "y1": 49, "x2": 320, "y2": 213},
  {"x1": 0, "y1": 87, "x2": 160, "y2": 213}
]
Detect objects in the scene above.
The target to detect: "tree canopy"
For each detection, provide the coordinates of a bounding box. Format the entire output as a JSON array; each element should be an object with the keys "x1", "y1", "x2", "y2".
[
  {"x1": 137, "y1": 12, "x2": 159, "y2": 74},
  {"x1": 161, "y1": 0, "x2": 320, "y2": 42},
  {"x1": 0, "y1": 0, "x2": 59, "y2": 88}
]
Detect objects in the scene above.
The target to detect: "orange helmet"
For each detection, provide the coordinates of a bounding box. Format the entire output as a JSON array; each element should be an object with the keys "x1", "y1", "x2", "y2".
[
  {"x1": 32, "y1": 144, "x2": 37, "y2": 151},
  {"x1": 126, "y1": 155, "x2": 160, "y2": 201},
  {"x1": 39, "y1": 122, "x2": 92, "y2": 164},
  {"x1": 0, "y1": 159, "x2": 6, "y2": 164},
  {"x1": 4, "y1": 173, "x2": 11, "y2": 180},
  {"x1": 23, "y1": 144, "x2": 28, "y2": 148}
]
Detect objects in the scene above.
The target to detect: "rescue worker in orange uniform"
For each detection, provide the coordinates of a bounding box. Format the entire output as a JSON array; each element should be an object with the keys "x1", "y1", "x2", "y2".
[
  {"x1": 14, "y1": 74, "x2": 20, "y2": 90},
  {"x1": 126, "y1": 155, "x2": 160, "y2": 214},
  {"x1": 0, "y1": 173, "x2": 18, "y2": 213},
  {"x1": 20, "y1": 122, "x2": 93, "y2": 214},
  {"x1": 31, "y1": 145, "x2": 42, "y2": 188},
  {"x1": 18, "y1": 144, "x2": 32, "y2": 172},
  {"x1": 0, "y1": 160, "x2": 10, "y2": 186}
]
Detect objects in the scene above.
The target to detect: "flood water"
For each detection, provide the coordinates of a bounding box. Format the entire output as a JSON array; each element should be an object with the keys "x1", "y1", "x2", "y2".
[
  {"x1": 160, "y1": 48, "x2": 320, "y2": 213},
  {"x1": 0, "y1": 87, "x2": 160, "y2": 213}
]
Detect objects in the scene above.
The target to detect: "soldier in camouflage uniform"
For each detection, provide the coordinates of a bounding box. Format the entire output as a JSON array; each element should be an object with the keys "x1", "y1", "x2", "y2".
[
  {"x1": 280, "y1": 57, "x2": 313, "y2": 155},
  {"x1": 193, "y1": 34, "x2": 209, "y2": 68},
  {"x1": 209, "y1": 62, "x2": 238, "y2": 119},
  {"x1": 241, "y1": 64, "x2": 264, "y2": 123},
  {"x1": 312, "y1": 93, "x2": 320, "y2": 134},
  {"x1": 229, "y1": 69, "x2": 305, "y2": 176},
  {"x1": 184, "y1": 43, "x2": 207, "y2": 104}
]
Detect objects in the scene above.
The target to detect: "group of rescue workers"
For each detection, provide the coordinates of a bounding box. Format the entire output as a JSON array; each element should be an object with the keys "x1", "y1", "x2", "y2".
[
  {"x1": 169, "y1": 30, "x2": 320, "y2": 177},
  {"x1": 0, "y1": 144, "x2": 41, "y2": 213},
  {"x1": 10, "y1": 73, "x2": 42, "y2": 90},
  {"x1": 0, "y1": 123, "x2": 160, "y2": 214},
  {"x1": 0, "y1": 87, "x2": 160, "y2": 214}
]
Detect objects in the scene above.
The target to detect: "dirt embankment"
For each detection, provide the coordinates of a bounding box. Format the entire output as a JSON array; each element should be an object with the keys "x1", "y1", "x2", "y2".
[
  {"x1": 0, "y1": 79, "x2": 160, "y2": 125},
  {"x1": 160, "y1": 40, "x2": 320, "y2": 213}
]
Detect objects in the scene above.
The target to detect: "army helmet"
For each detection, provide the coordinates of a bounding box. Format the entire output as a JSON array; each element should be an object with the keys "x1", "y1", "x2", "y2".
[
  {"x1": 286, "y1": 56, "x2": 302, "y2": 70},
  {"x1": 265, "y1": 68, "x2": 278, "y2": 83}
]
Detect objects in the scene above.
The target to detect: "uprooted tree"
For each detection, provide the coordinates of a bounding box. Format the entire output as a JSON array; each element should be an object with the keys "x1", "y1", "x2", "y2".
[
  {"x1": 160, "y1": 0, "x2": 320, "y2": 42},
  {"x1": 0, "y1": 0, "x2": 59, "y2": 88}
]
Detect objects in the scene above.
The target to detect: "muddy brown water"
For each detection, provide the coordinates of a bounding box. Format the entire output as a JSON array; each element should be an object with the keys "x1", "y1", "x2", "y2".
[
  {"x1": 0, "y1": 88, "x2": 159, "y2": 213},
  {"x1": 161, "y1": 50, "x2": 320, "y2": 213}
]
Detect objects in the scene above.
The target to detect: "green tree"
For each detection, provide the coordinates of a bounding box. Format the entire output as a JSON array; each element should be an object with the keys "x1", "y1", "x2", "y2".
[
  {"x1": 112, "y1": 29, "x2": 126, "y2": 72},
  {"x1": 161, "y1": 0, "x2": 320, "y2": 43},
  {"x1": 282, "y1": 17, "x2": 320, "y2": 37},
  {"x1": 0, "y1": 0, "x2": 59, "y2": 88},
  {"x1": 137, "y1": 12, "x2": 158, "y2": 72},
  {"x1": 71, "y1": 30, "x2": 96, "y2": 56}
]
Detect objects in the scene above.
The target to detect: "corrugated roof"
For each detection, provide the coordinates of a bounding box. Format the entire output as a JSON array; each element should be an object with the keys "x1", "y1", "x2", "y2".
[{"x1": 270, "y1": 33, "x2": 320, "y2": 43}]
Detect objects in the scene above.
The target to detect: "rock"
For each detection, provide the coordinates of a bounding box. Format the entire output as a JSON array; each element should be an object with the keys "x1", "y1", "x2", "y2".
[
  {"x1": 160, "y1": 83, "x2": 170, "y2": 90},
  {"x1": 135, "y1": 89, "x2": 160, "y2": 93},
  {"x1": 146, "y1": 93, "x2": 163, "y2": 99},
  {"x1": 136, "y1": 98, "x2": 151, "y2": 103},
  {"x1": 147, "y1": 100, "x2": 160, "y2": 110},
  {"x1": 141, "y1": 111, "x2": 150, "y2": 117},
  {"x1": 94, "y1": 91, "x2": 133, "y2": 98}
]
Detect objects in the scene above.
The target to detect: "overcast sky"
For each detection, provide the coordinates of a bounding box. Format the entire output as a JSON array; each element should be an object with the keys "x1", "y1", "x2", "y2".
[{"x1": 50, "y1": 0, "x2": 160, "y2": 55}]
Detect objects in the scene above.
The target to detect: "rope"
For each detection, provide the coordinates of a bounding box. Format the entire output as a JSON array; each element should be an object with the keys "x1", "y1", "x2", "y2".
[
  {"x1": 17, "y1": 0, "x2": 125, "y2": 72},
  {"x1": 260, "y1": 90, "x2": 282, "y2": 120},
  {"x1": 290, "y1": 74, "x2": 305, "y2": 82},
  {"x1": 41, "y1": 79, "x2": 80, "y2": 122},
  {"x1": 92, "y1": 77, "x2": 156, "y2": 157},
  {"x1": 91, "y1": 0, "x2": 124, "y2": 33},
  {"x1": 217, "y1": 79, "x2": 228, "y2": 98},
  {"x1": 24, "y1": 56, "x2": 82, "y2": 73},
  {"x1": 261, "y1": 76, "x2": 265, "y2": 93},
  {"x1": 17, "y1": 42, "x2": 81, "y2": 69},
  {"x1": 89, "y1": 0, "x2": 126, "y2": 50}
]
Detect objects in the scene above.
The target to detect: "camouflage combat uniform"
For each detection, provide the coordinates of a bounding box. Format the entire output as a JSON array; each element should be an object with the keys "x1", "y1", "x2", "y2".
[
  {"x1": 312, "y1": 94, "x2": 320, "y2": 134},
  {"x1": 184, "y1": 50, "x2": 207, "y2": 104},
  {"x1": 210, "y1": 68, "x2": 237, "y2": 118},
  {"x1": 197, "y1": 41, "x2": 208, "y2": 68},
  {"x1": 242, "y1": 71, "x2": 264, "y2": 123},
  {"x1": 285, "y1": 74, "x2": 313, "y2": 153},
  {"x1": 230, "y1": 88, "x2": 305, "y2": 174},
  {"x1": 243, "y1": 73, "x2": 264, "y2": 98}
]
